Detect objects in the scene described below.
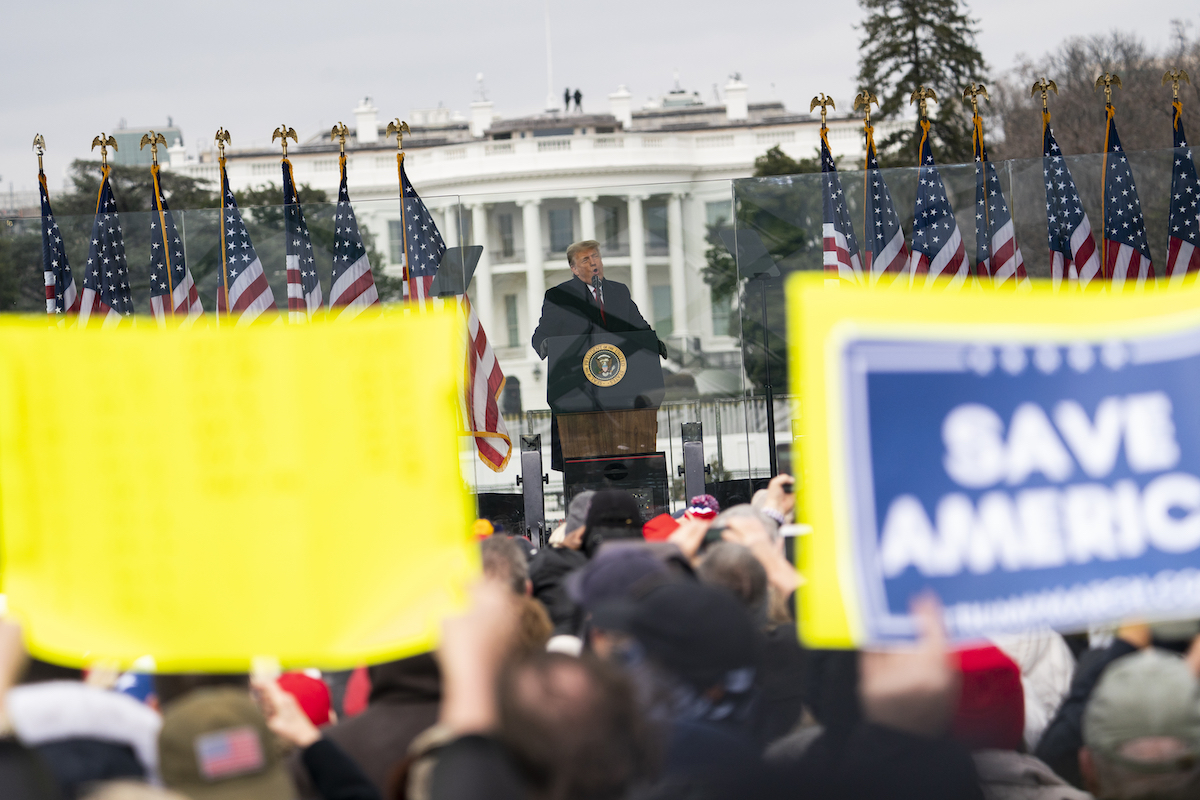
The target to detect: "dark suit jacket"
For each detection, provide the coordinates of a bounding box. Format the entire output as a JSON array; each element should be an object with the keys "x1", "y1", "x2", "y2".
[{"x1": 530, "y1": 277, "x2": 652, "y2": 358}]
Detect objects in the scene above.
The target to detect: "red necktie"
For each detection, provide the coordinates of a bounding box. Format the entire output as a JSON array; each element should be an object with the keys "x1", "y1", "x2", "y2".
[{"x1": 593, "y1": 286, "x2": 605, "y2": 324}]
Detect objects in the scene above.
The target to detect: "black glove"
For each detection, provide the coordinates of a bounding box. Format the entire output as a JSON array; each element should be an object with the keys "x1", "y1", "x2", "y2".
[{"x1": 658, "y1": 338, "x2": 669, "y2": 359}]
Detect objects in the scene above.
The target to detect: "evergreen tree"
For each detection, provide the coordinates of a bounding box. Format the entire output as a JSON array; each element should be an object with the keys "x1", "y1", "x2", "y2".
[{"x1": 857, "y1": 0, "x2": 987, "y2": 165}]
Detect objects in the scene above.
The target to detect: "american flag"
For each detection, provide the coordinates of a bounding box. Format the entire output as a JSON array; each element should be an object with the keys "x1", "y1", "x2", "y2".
[
  {"x1": 39, "y1": 169, "x2": 79, "y2": 318},
  {"x1": 1102, "y1": 109, "x2": 1154, "y2": 289},
  {"x1": 195, "y1": 726, "x2": 265, "y2": 780},
  {"x1": 862, "y1": 123, "x2": 910, "y2": 285},
  {"x1": 393, "y1": 156, "x2": 511, "y2": 472},
  {"x1": 148, "y1": 164, "x2": 203, "y2": 326},
  {"x1": 972, "y1": 114, "x2": 1028, "y2": 288},
  {"x1": 821, "y1": 131, "x2": 864, "y2": 285},
  {"x1": 1166, "y1": 100, "x2": 1200, "y2": 282},
  {"x1": 329, "y1": 153, "x2": 379, "y2": 319},
  {"x1": 78, "y1": 167, "x2": 134, "y2": 327},
  {"x1": 216, "y1": 158, "x2": 277, "y2": 324},
  {"x1": 908, "y1": 121, "x2": 968, "y2": 288},
  {"x1": 282, "y1": 159, "x2": 322, "y2": 323},
  {"x1": 1042, "y1": 112, "x2": 1101, "y2": 289},
  {"x1": 464, "y1": 293, "x2": 512, "y2": 471},
  {"x1": 397, "y1": 157, "x2": 446, "y2": 308}
]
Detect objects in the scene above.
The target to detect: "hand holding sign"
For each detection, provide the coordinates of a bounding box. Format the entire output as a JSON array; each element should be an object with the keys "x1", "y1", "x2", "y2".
[{"x1": 790, "y1": 275, "x2": 1200, "y2": 647}]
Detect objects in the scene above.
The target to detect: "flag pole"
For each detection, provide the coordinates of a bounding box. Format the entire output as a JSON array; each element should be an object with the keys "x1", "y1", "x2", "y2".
[
  {"x1": 1095, "y1": 72, "x2": 1123, "y2": 281},
  {"x1": 89, "y1": 133, "x2": 117, "y2": 214},
  {"x1": 963, "y1": 84, "x2": 990, "y2": 280},
  {"x1": 215, "y1": 128, "x2": 232, "y2": 326},
  {"x1": 854, "y1": 91, "x2": 878, "y2": 278},
  {"x1": 387, "y1": 119, "x2": 412, "y2": 301},
  {"x1": 35, "y1": 134, "x2": 51, "y2": 320},
  {"x1": 141, "y1": 132, "x2": 174, "y2": 317}
]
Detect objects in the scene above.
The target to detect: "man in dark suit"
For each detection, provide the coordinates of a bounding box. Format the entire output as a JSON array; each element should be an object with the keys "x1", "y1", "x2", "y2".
[{"x1": 532, "y1": 240, "x2": 667, "y2": 469}]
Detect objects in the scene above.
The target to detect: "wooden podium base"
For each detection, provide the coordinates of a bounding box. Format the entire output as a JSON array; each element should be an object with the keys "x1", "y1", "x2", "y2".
[{"x1": 557, "y1": 409, "x2": 658, "y2": 459}]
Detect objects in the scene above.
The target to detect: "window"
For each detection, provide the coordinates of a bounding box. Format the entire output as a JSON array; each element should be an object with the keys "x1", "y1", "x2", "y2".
[
  {"x1": 706, "y1": 200, "x2": 732, "y2": 228},
  {"x1": 505, "y1": 294, "x2": 520, "y2": 348},
  {"x1": 600, "y1": 206, "x2": 619, "y2": 250},
  {"x1": 652, "y1": 285, "x2": 673, "y2": 337},
  {"x1": 498, "y1": 214, "x2": 515, "y2": 258},
  {"x1": 548, "y1": 208, "x2": 573, "y2": 252},
  {"x1": 388, "y1": 220, "x2": 404, "y2": 265},
  {"x1": 711, "y1": 288, "x2": 732, "y2": 337},
  {"x1": 646, "y1": 203, "x2": 668, "y2": 250}
]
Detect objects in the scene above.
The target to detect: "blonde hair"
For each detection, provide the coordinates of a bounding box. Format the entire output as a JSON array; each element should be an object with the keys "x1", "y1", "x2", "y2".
[{"x1": 566, "y1": 240, "x2": 601, "y2": 267}]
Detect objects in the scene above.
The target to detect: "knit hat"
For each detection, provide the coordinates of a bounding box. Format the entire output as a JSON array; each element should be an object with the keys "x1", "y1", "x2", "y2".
[
  {"x1": 583, "y1": 490, "x2": 644, "y2": 557},
  {"x1": 159, "y1": 687, "x2": 293, "y2": 800},
  {"x1": 951, "y1": 645, "x2": 1025, "y2": 751},
  {"x1": 1084, "y1": 648, "x2": 1200, "y2": 768},
  {"x1": 565, "y1": 490, "x2": 596, "y2": 532}
]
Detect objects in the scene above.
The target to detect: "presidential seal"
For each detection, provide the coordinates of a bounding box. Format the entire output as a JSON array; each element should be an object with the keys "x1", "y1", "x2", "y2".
[{"x1": 583, "y1": 343, "x2": 627, "y2": 387}]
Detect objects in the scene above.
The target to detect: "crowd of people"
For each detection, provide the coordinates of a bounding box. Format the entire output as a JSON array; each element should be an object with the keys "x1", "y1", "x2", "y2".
[{"x1": 2, "y1": 475, "x2": 1200, "y2": 799}]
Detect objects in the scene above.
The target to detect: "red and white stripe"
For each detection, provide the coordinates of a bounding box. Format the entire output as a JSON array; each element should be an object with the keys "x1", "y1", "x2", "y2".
[
  {"x1": 1051, "y1": 219, "x2": 1101, "y2": 290},
  {"x1": 285, "y1": 254, "x2": 312, "y2": 324},
  {"x1": 867, "y1": 230, "x2": 908, "y2": 288},
  {"x1": 150, "y1": 272, "x2": 203, "y2": 328},
  {"x1": 1166, "y1": 237, "x2": 1199, "y2": 286},
  {"x1": 329, "y1": 250, "x2": 378, "y2": 321},
  {"x1": 403, "y1": 275, "x2": 435, "y2": 310},
  {"x1": 910, "y1": 227, "x2": 967, "y2": 290},
  {"x1": 1107, "y1": 242, "x2": 1154, "y2": 291},
  {"x1": 988, "y1": 220, "x2": 1029, "y2": 289},
  {"x1": 823, "y1": 223, "x2": 863, "y2": 285},
  {"x1": 219, "y1": 255, "x2": 275, "y2": 325},
  {"x1": 77, "y1": 289, "x2": 122, "y2": 328},
  {"x1": 462, "y1": 295, "x2": 512, "y2": 472},
  {"x1": 44, "y1": 273, "x2": 79, "y2": 317}
]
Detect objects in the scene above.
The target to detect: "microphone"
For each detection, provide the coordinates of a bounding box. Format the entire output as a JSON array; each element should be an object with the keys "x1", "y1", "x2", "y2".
[{"x1": 591, "y1": 273, "x2": 602, "y2": 296}]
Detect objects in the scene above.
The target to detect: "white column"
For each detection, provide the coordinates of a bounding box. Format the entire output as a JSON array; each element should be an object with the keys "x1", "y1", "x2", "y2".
[
  {"x1": 519, "y1": 198, "x2": 545, "y2": 361},
  {"x1": 667, "y1": 192, "x2": 688, "y2": 338},
  {"x1": 470, "y1": 203, "x2": 494, "y2": 335},
  {"x1": 627, "y1": 193, "x2": 649, "y2": 314},
  {"x1": 579, "y1": 194, "x2": 597, "y2": 242},
  {"x1": 442, "y1": 204, "x2": 460, "y2": 249}
]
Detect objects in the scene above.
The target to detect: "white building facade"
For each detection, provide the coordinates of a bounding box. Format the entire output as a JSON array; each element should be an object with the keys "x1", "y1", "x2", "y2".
[{"x1": 168, "y1": 80, "x2": 894, "y2": 414}]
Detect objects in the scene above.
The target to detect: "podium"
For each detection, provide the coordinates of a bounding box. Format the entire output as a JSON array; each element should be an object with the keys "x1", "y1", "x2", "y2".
[{"x1": 546, "y1": 331, "x2": 669, "y2": 518}]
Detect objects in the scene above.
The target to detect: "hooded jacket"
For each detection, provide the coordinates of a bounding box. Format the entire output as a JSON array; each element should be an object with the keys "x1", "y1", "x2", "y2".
[{"x1": 292, "y1": 653, "x2": 442, "y2": 798}]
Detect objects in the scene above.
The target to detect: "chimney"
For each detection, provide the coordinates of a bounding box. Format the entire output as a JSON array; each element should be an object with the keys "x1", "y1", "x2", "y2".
[
  {"x1": 354, "y1": 97, "x2": 379, "y2": 145},
  {"x1": 608, "y1": 85, "x2": 633, "y2": 129},
  {"x1": 724, "y1": 76, "x2": 748, "y2": 121},
  {"x1": 470, "y1": 100, "x2": 494, "y2": 137}
]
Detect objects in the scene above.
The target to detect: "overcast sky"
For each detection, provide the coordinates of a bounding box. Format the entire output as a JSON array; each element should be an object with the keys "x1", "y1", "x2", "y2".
[{"x1": 2, "y1": 0, "x2": 1196, "y2": 197}]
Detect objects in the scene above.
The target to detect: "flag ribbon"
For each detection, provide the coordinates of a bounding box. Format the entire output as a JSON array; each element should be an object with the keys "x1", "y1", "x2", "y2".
[
  {"x1": 973, "y1": 112, "x2": 989, "y2": 279},
  {"x1": 862, "y1": 122, "x2": 874, "y2": 252},
  {"x1": 219, "y1": 156, "x2": 231, "y2": 323}
]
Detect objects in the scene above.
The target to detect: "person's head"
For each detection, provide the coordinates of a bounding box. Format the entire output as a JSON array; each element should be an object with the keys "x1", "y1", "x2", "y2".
[
  {"x1": 696, "y1": 542, "x2": 768, "y2": 620},
  {"x1": 1080, "y1": 648, "x2": 1200, "y2": 799},
  {"x1": 158, "y1": 687, "x2": 295, "y2": 800},
  {"x1": 497, "y1": 652, "x2": 655, "y2": 800},
  {"x1": 567, "y1": 240, "x2": 603, "y2": 283},
  {"x1": 711, "y1": 504, "x2": 780, "y2": 545},
  {"x1": 582, "y1": 490, "x2": 644, "y2": 558},
  {"x1": 591, "y1": 580, "x2": 761, "y2": 729},
  {"x1": 561, "y1": 491, "x2": 596, "y2": 550},
  {"x1": 514, "y1": 595, "x2": 555, "y2": 658},
  {"x1": 567, "y1": 544, "x2": 670, "y2": 614},
  {"x1": 482, "y1": 536, "x2": 532, "y2": 595}
]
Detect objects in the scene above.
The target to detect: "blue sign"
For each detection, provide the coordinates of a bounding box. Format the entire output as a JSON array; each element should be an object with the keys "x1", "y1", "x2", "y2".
[{"x1": 844, "y1": 332, "x2": 1200, "y2": 641}]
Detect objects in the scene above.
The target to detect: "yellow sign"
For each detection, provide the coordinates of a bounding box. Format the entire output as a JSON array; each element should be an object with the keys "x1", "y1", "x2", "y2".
[
  {"x1": 789, "y1": 275, "x2": 1200, "y2": 648},
  {"x1": 0, "y1": 311, "x2": 477, "y2": 671},
  {"x1": 582, "y1": 342, "x2": 627, "y2": 387}
]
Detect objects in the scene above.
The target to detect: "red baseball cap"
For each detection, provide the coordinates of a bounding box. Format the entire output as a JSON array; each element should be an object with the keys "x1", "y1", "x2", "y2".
[{"x1": 277, "y1": 672, "x2": 332, "y2": 727}]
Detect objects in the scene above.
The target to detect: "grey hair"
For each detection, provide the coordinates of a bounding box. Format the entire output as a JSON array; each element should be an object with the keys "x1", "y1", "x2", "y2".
[{"x1": 712, "y1": 503, "x2": 780, "y2": 543}]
